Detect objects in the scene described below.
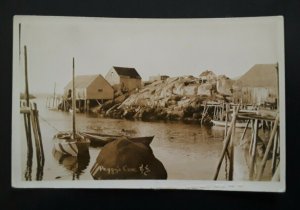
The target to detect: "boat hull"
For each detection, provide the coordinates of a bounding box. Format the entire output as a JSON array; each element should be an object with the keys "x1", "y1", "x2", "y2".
[
  {"x1": 80, "y1": 132, "x2": 154, "y2": 147},
  {"x1": 53, "y1": 133, "x2": 90, "y2": 156},
  {"x1": 211, "y1": 120, "x2": 251, "y2": 128}
]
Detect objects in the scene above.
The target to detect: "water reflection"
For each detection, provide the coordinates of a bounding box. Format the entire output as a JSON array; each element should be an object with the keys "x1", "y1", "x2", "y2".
[
  {"x1": 52, "y1": 149, "x2": 90, "y2": 180},
  {"x1": 165, "y1": 125, "x2": 221, "y2": 144},
  {"x1": 24, "y1": 152, "x2": 32, "y2": 181},
  {"x1": 24, "y1": 149, "x2": 44, "y2": 181},
  {"x1": 36, "y1": 164, "x2": 44, "y2": 180}
]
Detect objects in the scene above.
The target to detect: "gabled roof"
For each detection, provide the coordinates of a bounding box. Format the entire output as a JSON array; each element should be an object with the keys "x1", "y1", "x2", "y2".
[
  {"x1": 237, "y1": 64, "x2": 278, "y2": 87},
  {"x1": 112, "y1": 66, "x2": 141, "y2": 79},
  {"x1": 65, "y1": 74, "x2": 101, "y2": 90}
]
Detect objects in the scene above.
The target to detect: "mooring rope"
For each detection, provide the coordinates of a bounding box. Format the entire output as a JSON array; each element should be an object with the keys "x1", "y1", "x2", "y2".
[{"x1": 38, "y1": 114, "x2": 61, "y2": 132}]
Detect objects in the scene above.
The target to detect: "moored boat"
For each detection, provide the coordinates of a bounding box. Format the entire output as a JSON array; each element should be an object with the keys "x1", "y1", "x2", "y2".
[
  {"x1": 211, "y1": 119, "x2": 262, "y2": 128},
  {"x1": 211, "y1": 120, "x2": 253, "y2": 128},
  {"x1": 53, "y1": 57, "x2": 90, "y2": 156},
  {"x1": 53, "y1": 132, "x2": 90, "y2": 156},
  {"x1": 80, "y1": 131, "x2": 154, "y2": 147}
]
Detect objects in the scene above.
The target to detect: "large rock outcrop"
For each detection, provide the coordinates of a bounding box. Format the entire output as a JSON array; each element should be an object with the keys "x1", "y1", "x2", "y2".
[{"x1": 100, "y1": 75, "x2": 233, "y2": 123}]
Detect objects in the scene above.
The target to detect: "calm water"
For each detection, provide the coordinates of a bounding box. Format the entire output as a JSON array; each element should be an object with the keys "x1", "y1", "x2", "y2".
[{"x1": 21, "y1": 96, "x2": 228, "y2": 181}]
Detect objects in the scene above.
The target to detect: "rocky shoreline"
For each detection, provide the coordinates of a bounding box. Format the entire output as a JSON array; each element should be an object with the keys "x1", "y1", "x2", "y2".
[{"x1": 91, "y1": 74, "x2": 233, "y2": 125}]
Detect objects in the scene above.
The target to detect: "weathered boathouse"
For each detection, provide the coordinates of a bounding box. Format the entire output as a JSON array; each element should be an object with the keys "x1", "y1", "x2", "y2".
[
  {"x1": 64, "y1": 74, "x2": 114, "y2": 111},
  {"x1": 234, "y1": 64, "x2": 278, "y2": 106},
  {"x1": 105, "y1": 66, "x2": 142, "y2": 92}
]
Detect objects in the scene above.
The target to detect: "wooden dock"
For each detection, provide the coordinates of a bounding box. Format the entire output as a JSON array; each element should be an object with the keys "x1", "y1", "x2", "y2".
[{"x1": 213, "y1": 103, "x2": 280, "y2": 181}]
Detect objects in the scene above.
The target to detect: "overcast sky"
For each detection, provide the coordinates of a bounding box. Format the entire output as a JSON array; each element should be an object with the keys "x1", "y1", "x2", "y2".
[{"x1": 14, "y1": 16, "x2": 283, "y2": 94}]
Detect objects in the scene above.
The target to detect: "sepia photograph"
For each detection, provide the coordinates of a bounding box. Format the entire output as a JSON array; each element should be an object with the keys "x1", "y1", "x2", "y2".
[{"x1": 11, "y1": 15, "x2": 285, "y2": 191}]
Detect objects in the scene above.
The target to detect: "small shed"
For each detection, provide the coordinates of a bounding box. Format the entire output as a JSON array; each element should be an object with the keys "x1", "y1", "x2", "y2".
[
  {"x1": 105, "y1": 66, "x2": 142, "y2": 92},
  {"x1": 64, "y1": 74, "x2": 114, "y2": 101}
]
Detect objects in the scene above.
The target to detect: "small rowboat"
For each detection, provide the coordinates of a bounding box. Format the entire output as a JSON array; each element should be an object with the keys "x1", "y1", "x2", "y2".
[
  {"x1": 53, "y1": 132, "x2": 90, "y2": 156},
  {"x1": 80, "y1": 132, "x2": 154, "y2": 147},
  {"x1": 211, "y1": 120, "x2": 251, "y2": 128}
]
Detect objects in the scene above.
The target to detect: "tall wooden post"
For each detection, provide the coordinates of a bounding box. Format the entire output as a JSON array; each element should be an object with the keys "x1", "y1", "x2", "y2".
[
  {"x1": 30, "y1": 108, "x2": 41, "y2": 166},
  {"x1": 72, "y1": 58, "x2": 76, "y2": 138},
  {"x1": 25, "y1": 149, "x2": 33, "y2": 181},
  {"x1": 276, "y1": 63, "x2": 279, "y2": 110},
  {"x1": 228, "y1": 106, "x2": 237, "y2": 180},
  {"x1": 224, "y1": 103, "x2": 229, "y2": 137},
  {"x1": 53, "y1": 82, "x2": 56, "y2": 108},
  {"x1": 213, "y1": 105, "x2": 239, "y2": 180},
  {"x1": 257, "y1": 114, "x2": 279, "y2": 180},
  {"x1": 249, "y1": 120, "x2": 255, "y2": 156},
  {"x1": 24, "y1": 46, "x2": 30, "y2": 107},
  {"x1": 34, "y1": 103, "x2": 45, "y2": 165},
  {"x1": 249, "y1": 119, "x2": 258, "y2": 180},
  {"x1": 19, "y1": 23, "x2": 21, "y2": 62},
  {"x1": 213, "y1": 105, "x2": 216, "y2": 120},
  {"x1": 271, "y1": 130, "x2": 279, "y2": 174},
  {"x1": 24, "y1": 45, "x2": 33, "y2": 154}
]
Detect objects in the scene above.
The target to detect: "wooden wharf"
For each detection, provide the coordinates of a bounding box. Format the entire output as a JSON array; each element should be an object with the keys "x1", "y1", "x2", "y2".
[{"x1": 212, "y1": 102, "x2": 280, "y2": 181}]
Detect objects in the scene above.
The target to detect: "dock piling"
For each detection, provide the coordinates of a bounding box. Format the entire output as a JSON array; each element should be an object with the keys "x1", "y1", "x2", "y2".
[
  {"x1": 200, "y1": 102, "x2": 208, "y2": 125},
  {"x1": 271, "y1": 130, "x2": 279, "y2": 175},
  {"x1": 228, "y1": 106, "x2": 238, "y2": 180},
  {"x1": 21, "y1": 45, "x2": 45, "y2": 180},
  {"x1": 213, "y1": 104, "x2": 240, "y2": 180},
  {"x1": 23, "y1": 45, "x2": 33, "y2": 155},
  {"x1": 33, "y1": 103, "x2": 45, "y2": 165},
  {"x1": 239, "y1": 120, "x2": 250, "y2": 143},
  {"x1": 257, "y1": 114, "x2": 279, "y2": 180},
  {"x1": 249, "y1": 119, "x2": 258, "y2": 180}
]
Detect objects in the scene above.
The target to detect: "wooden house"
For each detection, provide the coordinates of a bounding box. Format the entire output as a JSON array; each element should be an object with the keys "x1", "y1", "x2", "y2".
[
  {"x1": 105, "y1": 66, "x2": 142, "y2": 92},
  {"x1": 64, "y1": 74, "x2": 114, "y2": 111},
  {"x1": 234, "y1": 64, "x2": 278, "y2": 106}
]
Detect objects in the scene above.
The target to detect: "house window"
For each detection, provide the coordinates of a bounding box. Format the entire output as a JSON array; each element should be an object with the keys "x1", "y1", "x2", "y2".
[{"x1": 98, "y1": 89, "x2": 103, "y2": 92}]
